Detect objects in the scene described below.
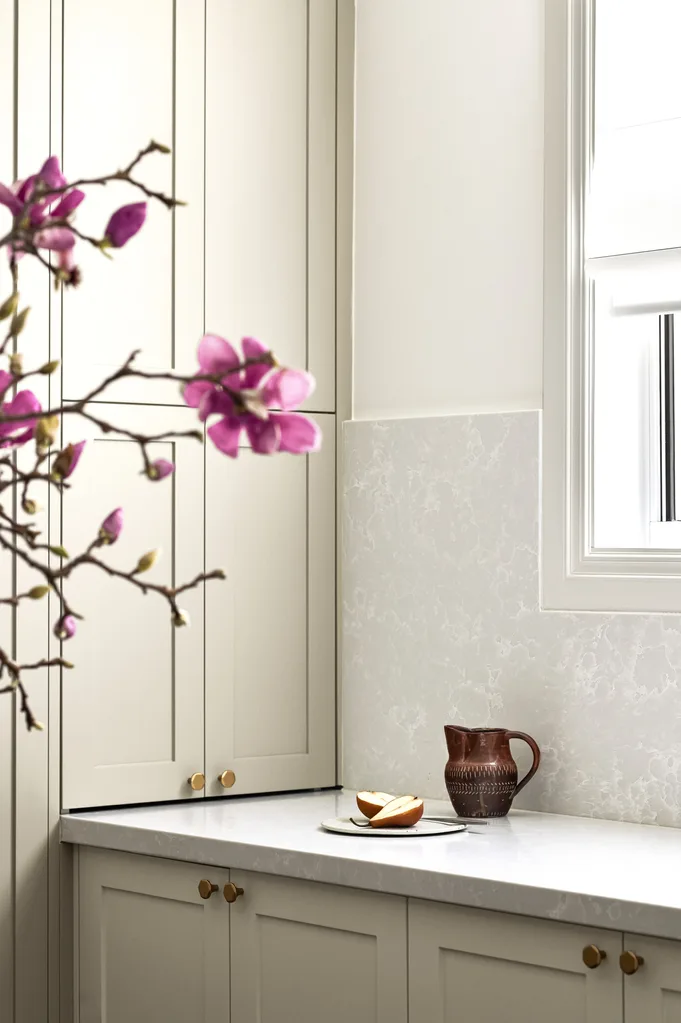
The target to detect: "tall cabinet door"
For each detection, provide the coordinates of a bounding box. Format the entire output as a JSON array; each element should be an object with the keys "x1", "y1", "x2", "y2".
[
  {"x1": 78, "y1": 848, "x2": 230, "y2": 1023},
  {"x1": 61, "y1": 404, "x2": 205, "y2": 808},
  {"x1": 230, "y1": 870, "x2": 407, "y2": 1023},
  {"x1": 205, "y1": 415, "x2": 336, "y2": 796},
  {"x1": 622, "y1": 933, "x2": 681, "y2": 1022},
  {"x1": 205, "y1": 0, "x2": 337, "y2": 412},
  {"x1": 409, "y1": 900, "x2": 623, "y2": 1023}
]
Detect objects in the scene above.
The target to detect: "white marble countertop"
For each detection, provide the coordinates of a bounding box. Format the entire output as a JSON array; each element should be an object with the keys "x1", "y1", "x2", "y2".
[{"x1": 61, "y1": 788, "x2": 681, "y2": 940}]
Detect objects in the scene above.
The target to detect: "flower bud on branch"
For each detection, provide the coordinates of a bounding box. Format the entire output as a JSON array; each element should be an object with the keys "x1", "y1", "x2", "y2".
[
  {"x1": 53, "y1": 614, "x2": 76, "y2": 641},
  {"x1": 99, "y1": 508, "x2": 123, "y2": 545},
  {"x1": 134, "y1": 549, "x2": 159, "y2": 575}
]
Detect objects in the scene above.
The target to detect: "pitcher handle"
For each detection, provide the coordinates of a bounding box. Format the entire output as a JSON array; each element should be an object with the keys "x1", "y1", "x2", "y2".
[{"x1": 506, "y1": 731, "x2": 541, "y2": 796}]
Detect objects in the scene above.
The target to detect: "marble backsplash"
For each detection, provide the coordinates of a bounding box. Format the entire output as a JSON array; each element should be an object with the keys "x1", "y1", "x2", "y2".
[{"x1": 342, "y1": 411, "x2": 681, "y2": 827}]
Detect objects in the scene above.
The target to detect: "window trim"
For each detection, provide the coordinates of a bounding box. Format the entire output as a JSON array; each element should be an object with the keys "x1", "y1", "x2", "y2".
[{"x1": 542, "y1": 0, "x2": 681, "y2": 613}]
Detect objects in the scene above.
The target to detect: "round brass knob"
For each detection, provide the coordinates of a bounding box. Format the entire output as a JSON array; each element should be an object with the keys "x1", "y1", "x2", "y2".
[
  {"x1": 218, "y1": 770, "x2": 236, "y2": 789},
  {"x1": 223, "y1": 882, "x2": 244, "y2": 904},
  {"x1": 582, "y1": 945, "x2": 607, "y2": 969},
  {"x1": 188, "y1": 772, "x2": 205, "y2": 791},
  {"x1": 198, "y1": 879, "x2": 218, "y2": 900},
  {"x1": 620, "y1": 950, "x2": 644, "y2": 975}
]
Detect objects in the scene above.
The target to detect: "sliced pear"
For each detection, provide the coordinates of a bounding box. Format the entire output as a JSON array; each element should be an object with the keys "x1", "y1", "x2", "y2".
[
  {"x1": 369, "y1": 795, "x2": 424, "y2": 828},
  {"x1": 356, "y1": 790, "x2": 395, "y2": 819}
]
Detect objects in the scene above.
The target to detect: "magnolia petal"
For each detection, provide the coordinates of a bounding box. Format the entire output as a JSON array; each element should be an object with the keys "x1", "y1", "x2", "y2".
[
  {"x1": 35, "y1": 226, "x2": 75, "y2": 252},
  {"x1": 208, "y1": 416, "x2": 242, "y2": 458},
  {"x1": 0, "y1": 427, "x2": 33, "y2": 449},
  {"x1": 15, "y1": 175, "x2": 37, "y2": 204},
  {"x1": 199, "y1": 388, "x2": 234, "y2": 422},
  {"x1": 274, "y1": 413, "x2": 321, "y2": 454},
  {"x1": 242, "y1": 336, "x2": 272, "y2": 389},
  {"x1": 7, "y1": 389, "x2": 41, "y2": 420},
  {"x1": 51, "y1": 188, "x2": 85, "y2": 219},
  {"x1": 105, "y1": 202, "x2": 147, "y2": 248},
  {"x1": 245, "y1": 416, "x2": 280, "y2": 455},
  {"x1": 0, "y1": 182, "x2": 22, "y2": 216},
  {"x1": 0, "y1": 370, "x2": 13, "y2": 397},
  {"x1": 39, "y1": 156, "x2": 67, "y2": 190},
  {"x1": 183, "y1": 378, "x2": 213, "y2": 409},
  {"x1": 197, "y1": 334, "x2": 240, "y2": 376},
  {"x1": 263, "y1": 368, "x2": 315, "y2": 411}
]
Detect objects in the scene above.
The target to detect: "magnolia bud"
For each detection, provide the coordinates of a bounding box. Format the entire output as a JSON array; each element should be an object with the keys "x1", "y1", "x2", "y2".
[
  {"x1": 13, "y1": 307, "x2": 30, "y2": 336},
  {"x1": 53, "y1": 614, "x2": 76, "y2": 641},
  {"x1": 215, "y1": 569, "x2": 226, "y2": 580},
  {"x1": 51, "y1": 440, "x2": 85, "y2": 480},
  {"x1": 99, "y1": 507, "x2": 123, "y2": 545},
  {"x1": 39, "y1": 359, "x2": 60, "y2": 375},
  {"x1": 62, "y1": 661, "x2": 74, "y2": 669},
  {"x1": 172, "y1": 609, "x2": 190, "y2": 628},
  {"x1": 146, "y1": 458, "x2": 174, "y2": 481},
  {"x1": 22, "y1": 498, "x2": 39, "y2": 515},
  {"x1": 28, "y1": 585, "x2": 49, "y2": 600},
  {"x1": 9, "y1": 353, "x2": 22, "y2": 376},
  {"x1": 0, "y1": 293, "x2": 19, "y2": 321},
  {"x1": 35, "y1": 415, "x2": 59, "y2": 450},
  {"x1": 134, "y1": 549, "x2": 160, "y2": 574},
  {"x1": 151, "y1": 140, "x2": 171, "y2": 154},
  {"x1": 49, "y1": 545, "x2": 69, "y2": 559},
  {"x1": 31, "y1": 720, "x2": 45, "y2": 732}
]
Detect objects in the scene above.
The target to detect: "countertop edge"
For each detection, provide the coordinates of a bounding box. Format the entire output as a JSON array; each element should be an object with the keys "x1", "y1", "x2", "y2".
[{"x1": 60, "y1": 814, "x2": 681, "y2": 942}]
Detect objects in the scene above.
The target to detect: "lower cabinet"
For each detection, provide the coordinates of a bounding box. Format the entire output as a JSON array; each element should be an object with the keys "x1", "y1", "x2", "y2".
[
  {"x1": 76, "y1": 849, "x2": 681, "y2": 1023},
  {"x1": 409, "y1": 899, "x2": 623, "y2": 1023}
]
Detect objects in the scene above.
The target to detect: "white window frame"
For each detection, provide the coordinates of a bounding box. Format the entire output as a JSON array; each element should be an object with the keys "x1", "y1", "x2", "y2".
[{"x1": 542, "y1": 0, "x2": 681, "y2": 613}]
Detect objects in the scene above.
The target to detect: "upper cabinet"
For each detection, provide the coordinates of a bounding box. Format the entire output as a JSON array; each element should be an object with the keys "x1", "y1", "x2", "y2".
[
  {"x1": 60, "y1": 0, "x2": 205, "y2": 404},
  {"x1": 205, "y1": 0, "x2": 338, "y2": 413}
]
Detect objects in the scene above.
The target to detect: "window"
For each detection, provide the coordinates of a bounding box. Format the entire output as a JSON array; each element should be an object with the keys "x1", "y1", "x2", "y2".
[{"x1": 543, "y1": 0, "x2": 681, "y2": 612}]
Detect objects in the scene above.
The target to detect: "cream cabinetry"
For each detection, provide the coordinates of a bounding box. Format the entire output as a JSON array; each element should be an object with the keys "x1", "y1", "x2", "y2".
[{"x1": 75, "y1": 848, "x2": 681, "y2": 1023}]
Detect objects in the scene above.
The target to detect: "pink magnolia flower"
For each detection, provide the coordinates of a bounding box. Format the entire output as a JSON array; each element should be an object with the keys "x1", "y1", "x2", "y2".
[
  {"x1": 105, "y1": 202, "x2": 147, "y2": 248},
  {"x1": 53, "y1": 614, "x2": 76, "y2": 641},
  {"x1": 99, "y1": 508, "x2": 123, "y2": 545},
  {"x1": 0, "y1": 382, "x2": 41, "y2": 448},
  {"x1": 147, "y1": 458, "x2": 174, "y2": 481},
  {"x1": 184, "y1": 335, "x2": 321, "y2": 458},
  {"x1": 52, "y1": 440, "x2": 86, "y2": 480}
]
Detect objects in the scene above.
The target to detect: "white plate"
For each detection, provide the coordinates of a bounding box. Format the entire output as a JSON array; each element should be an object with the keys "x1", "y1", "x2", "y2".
[{"x1": 321, "y1": 817, "x2": 467, "y2": 837}]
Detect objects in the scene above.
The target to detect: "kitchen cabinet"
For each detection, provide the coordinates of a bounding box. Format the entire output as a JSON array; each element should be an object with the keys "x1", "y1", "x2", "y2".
[
  {"x1": 205, "y1": 0, "x2": 338, "y2": 414},
  {"x1": 204, "y1": 415, "x2": 336, "y2": 798},
  {"x1": 409, "y1": 899, "x2": 623, "y2": 1023},
  {"x1": 229, "y1": 869, "x2": 407, "y2": 1023},
  {"x1": 61, "y1": 405, "x2": 205, "y2": 809},
  {"x1": 622, "y1": 934, "x2": 681, "y2": 1022},
  {"x1": 78, "y1": 848, "x2": 230, "y2": 1023}
]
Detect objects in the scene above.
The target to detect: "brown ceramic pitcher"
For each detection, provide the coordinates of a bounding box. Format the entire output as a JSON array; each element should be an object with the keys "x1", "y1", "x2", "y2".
[{"x1": 444, "y1": 725, "x2": 541, "y2": 818}]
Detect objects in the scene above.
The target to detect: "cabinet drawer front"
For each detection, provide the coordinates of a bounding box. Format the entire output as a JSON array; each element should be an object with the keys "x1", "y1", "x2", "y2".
[
  {"x1": 409, "y1": 900, "x2": 622, "y2": 1023},
  {"x1": 623, "y1": 932, "x2": 681, "y2": 1022},
  {"x1": 230, "y1": 870, "x2": 407, "y2": 1023},
  {"x1": 79, "y1": 848, "x2": 230, "y2": 1023},
  {"x1": 61, "y1": 405, "x2": 205, "y2": 808},
  {"x1": 205, "y1": 414, "x2": 336, "y2": 796}
]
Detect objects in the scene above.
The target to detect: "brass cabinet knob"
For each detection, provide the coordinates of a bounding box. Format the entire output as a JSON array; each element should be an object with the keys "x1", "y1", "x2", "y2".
[
  {"x1": 188, "y1": 772, "x2": 205, "y2": 791},
  {"x1": 582, "y1": 945, "x2": 607, "y2": 969},
  {"x1": 223, "y1": 882, "x2": 244, "y2": 904},
  {"x1": 218, "y1": 770, "x2": 236, "y2": 789},
  {"x1": 198, "y1": 879, "x2": 218, "y2": 900},
  {"x1": 620, "y1": 950, "x2": 644, "y2": 975}
]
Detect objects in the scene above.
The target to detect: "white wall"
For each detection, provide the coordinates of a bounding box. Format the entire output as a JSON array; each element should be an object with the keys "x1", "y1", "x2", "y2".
[{"x1": 353, "y1": 0, "x2": 545, "y2": 420}]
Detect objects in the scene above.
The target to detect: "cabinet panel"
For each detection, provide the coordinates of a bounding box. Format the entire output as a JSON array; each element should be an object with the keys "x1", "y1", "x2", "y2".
[
  {"x1": 230, "y1": 870, "x2": 407, "y2": 1023},
  {"x1": 61, "y1": 0, "x2": 204, "y2": 403},
  {"x1": 623, "y1": 933, "x2": 681, "y2": 1022},
  {"x1": 205, "y1": 414, "x2": 335, "y2": 795},
  {"x1": 79, "y1": 848, "x2": 230, "y2": 1023},
  {"x1": 61, "y1": 405, "x2": 204, "y2": 808},
  {"x1": 205, "y1": 0, "x2": 337, "y2": 412},
  {"x1": 409, "y1": 900, "x2": 623, "y2": 1023}
]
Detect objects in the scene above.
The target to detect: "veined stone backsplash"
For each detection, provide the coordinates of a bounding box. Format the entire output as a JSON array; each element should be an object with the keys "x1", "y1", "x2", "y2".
[{"x1": 342, "y1": 411, "x2": 681, "y2": 828}]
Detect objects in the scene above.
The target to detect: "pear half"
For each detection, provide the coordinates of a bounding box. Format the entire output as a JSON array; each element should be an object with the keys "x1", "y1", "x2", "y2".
[
  {"x1": 369, "y1": 795, "x2": 424, "y2": 828},
  {"x1": 356, "y1": 790, "x2": 395, "y2": 819}
]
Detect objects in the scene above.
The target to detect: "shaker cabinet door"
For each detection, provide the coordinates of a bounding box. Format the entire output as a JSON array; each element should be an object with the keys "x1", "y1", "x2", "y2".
[
  {"x1": 409, "y1": 900, "x2": 623, "y2": 1023},
  {"x1": 205, "y1": 0, "x2": 337, "y2": 412},
  {"x1": 61, "y1": 0, "x2": 204, "y2": 404},
  {"x1": 230, "y1": 870, "x2": 407, "y2": 1023},
  {"x1": 61, "y1": 404, "x2": 205, "y2": 809},
  {"x1": 204, "y1": 415, "x2": 336, "y2": 796},
  {"x1": 78, "y1": 848, "x2": 230, "y2": 1023},
  {"x1": 622, "y1": 933, "x2": 681, "y2": 1023}
]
